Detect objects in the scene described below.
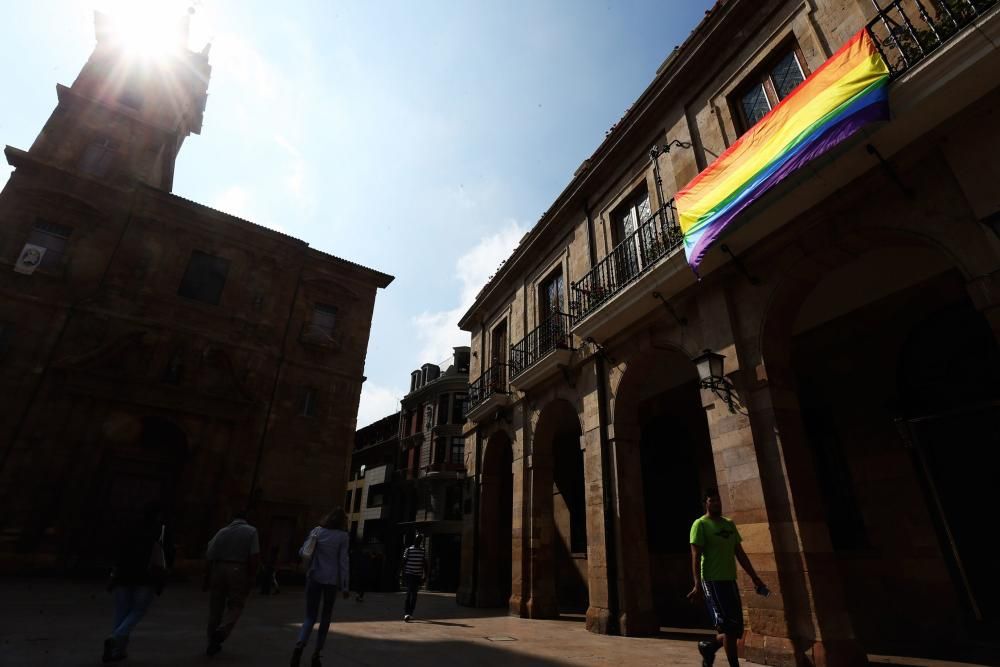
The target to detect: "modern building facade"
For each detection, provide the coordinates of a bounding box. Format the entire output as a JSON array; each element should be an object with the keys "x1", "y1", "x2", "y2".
[
  {"x1": 0, "y1": 14, "x2": 392, "y2": 574},
  {"x1": 458, "y1": 1, "x2": 1000, "y2": 665},
  {"x1": 398, "y1": 347, "x2": 470, "y2": 592},
  {"x1": 348, "y1": 411, "x2": 401, "y2": 591}
]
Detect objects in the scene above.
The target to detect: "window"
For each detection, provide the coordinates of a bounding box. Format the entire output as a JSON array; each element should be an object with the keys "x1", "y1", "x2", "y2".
[
  {"x1": 353, "y1": 491, "x2": 363, "y2": 514},
  {"x1": 734, "y1": 45, "x2": 808, "y2": 130},
  {"x1": 25, "y1": 220, "x2": 73, "y2": 272},
  {"x1": 451, "y1": 393, "x2": 467, "y2": 424},
  {"x1": 78, "y1": 137, "x2": 118, "y2": 177},
  {"x1": 310, "y1": 304, "x2": 338, "y2": 337},
  {"x1": 450, "y1": 437, "x2": 464, "y2": 464},
  {"x1": 178, "y1": 251, "x2": 230, "y2": 305},
  {"x1": 490, "y1": 320, "x2": 508, "y2": 383},
  {"x1": 611, "y1": 187, "x2": 651, "y2": 247},
  {"x1": 539, "y1": 267, "x2": 565, "y2": 318},
  {"x1": 345, "y1": 491, "x2": 352, "y2": 509},
  {"x1": 424, "y1": 405, "x2": 434, "y2": 433},
  {"x1": 301, "y1": 388, "x2": 317, "y2": 417},
  {"x1": 445, "y1": 485, "x2": 463, "y2": 520},
  {"x1": 437, "y1": 394, "x2": 450, "y2": 425},
  {"x1": 119, "y1": 72, "x2": 144, "y2": 110}
]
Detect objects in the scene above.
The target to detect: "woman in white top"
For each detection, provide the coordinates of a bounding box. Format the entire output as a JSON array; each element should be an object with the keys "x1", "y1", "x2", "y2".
[{"x1": 291, "y1": 508, "x2": 350, "y2": 667}]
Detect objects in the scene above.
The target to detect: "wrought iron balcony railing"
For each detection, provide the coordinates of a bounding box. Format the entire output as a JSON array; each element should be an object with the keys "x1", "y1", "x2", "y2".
[
  {"x1": 466, "y1": 363, "x2": 508, "y2": 414},
  {"x1": 867, "y1": 0, "x2": 998, "y2": 77},
  {"x1": 509, "y1": 311, "x2": 575, "y2": 379},
  {"x1": 570, "y1": 202, "x2": 682, "y2": 321}
]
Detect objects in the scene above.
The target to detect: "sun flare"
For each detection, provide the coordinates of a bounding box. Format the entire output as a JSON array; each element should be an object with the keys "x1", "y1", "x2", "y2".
[{"x1": 96, "y1": 1, "x2": 197, "y2": 63}]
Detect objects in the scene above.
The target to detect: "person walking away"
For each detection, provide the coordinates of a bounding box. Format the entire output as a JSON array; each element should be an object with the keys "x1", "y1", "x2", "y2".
[
  {"x1": 400, "y1": 534, "x2": 428, "y2": 622},
  {"x1": 350, "y1": 540, "x2": 370, "y2": 602},
  {"x1": 291, "y1": 508, "x2": 350, "y2": 667},
  {"x1": 687, "y1": 488, "x2": 767, "y2": 667},
  {"x1": 102, "y1": 501, "x2": 174, "y2": 663},
  {"x1": 204, "y1": 510, "x2": 260, "y2": 657}
]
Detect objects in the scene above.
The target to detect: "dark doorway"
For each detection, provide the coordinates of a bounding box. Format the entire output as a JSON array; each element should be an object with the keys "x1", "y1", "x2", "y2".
[
  {"x1": 88, "y1": 416, "x2": 187, "y2": 570},
  {"x1": 479, "y1": 432, "x2": 514, "y2": 607},
  {"x1": 791, "y1": 256, "x2": 1000, "y2": 657},
  {"x1": 533, "y1": 399, "x2": 588, "y2": 617},
  {"x1": 638, "y1": 377, "x2": 716, "y2": 628}
]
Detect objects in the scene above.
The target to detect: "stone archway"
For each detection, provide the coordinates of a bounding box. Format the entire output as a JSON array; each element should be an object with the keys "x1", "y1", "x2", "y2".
[
  {"x1": 760, "y1": 240, "x2": 1000, "y2": 657},
  {"x1": 609, "y1": 345, "x2": 717, "y2": 635},
  {"x1": 478, "y1": 430, "x2": 514, "y2": 608},
  {"x1": 527, "y1": 398, "x2": 587, "y2": 618}
]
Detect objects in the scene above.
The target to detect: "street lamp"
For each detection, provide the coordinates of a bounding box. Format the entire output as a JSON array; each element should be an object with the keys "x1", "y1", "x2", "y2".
[{"x1": 692, "y1": 349, "x2": 736, "y2": 413}]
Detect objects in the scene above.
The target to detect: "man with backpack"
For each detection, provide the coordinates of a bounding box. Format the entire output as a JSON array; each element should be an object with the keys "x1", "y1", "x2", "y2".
[
  {"x1": 102, "y1": 501, "x2": 173, "y2": 663},
  {"x1": 400, "y1": 534, "x2": 428, "y2": 622}
]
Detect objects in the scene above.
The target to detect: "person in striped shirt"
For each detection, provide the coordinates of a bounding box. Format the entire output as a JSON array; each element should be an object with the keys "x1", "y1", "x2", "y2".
[{"x1": 400, "y1": 534, "x2": 428, "y2": 622}]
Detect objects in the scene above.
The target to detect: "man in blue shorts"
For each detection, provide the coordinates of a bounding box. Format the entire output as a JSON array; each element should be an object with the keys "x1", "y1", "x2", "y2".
[{"x1": 688, "y1": 488, "x2": 766, "y2": 667}]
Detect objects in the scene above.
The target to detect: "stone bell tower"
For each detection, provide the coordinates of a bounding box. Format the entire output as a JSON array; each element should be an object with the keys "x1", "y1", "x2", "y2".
[{"x1": 23, "y1": 11, "x2": 211, "y2": 192}]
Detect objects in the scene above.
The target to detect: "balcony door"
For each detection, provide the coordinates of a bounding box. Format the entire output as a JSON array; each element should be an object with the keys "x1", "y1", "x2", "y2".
[
  {"x1": 491, "y1": 320, "x2": 508, "y2": 387},
  {"x1": 538, "y1": 268, "x2": 567, "y2": 360},
  {"x1": 539, "y1": 267, "x2": 564, "y2": 318},
  {"x1": 611, "y1": 187, "x2": 652, "y2": 285}
]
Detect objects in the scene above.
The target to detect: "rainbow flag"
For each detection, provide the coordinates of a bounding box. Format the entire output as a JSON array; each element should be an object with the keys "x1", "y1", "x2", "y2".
[{"x1": 676, "y1": 29, "x2": 890, "y2": 270}]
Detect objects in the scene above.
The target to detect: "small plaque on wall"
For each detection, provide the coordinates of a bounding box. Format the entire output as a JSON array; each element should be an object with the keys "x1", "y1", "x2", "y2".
[{"x1": 14, "y1": 243, "x2": 46, "y2": 275}]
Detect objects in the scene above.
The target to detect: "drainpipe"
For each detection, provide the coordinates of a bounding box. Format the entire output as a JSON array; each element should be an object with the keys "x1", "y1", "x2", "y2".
[
  {"x1": 584, "y1": 202, "x2": 621, "y2": 635},
  {"x1": 248, "y1": 254, "x2": 305, "y2": 506}
]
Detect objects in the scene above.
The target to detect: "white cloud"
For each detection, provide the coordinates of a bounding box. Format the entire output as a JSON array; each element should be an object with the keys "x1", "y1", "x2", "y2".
[
  {"x1": 411, "y1": 219, "x2": 528, "y2": 364},
  {"x1": 357, "y1": 381, "x2": 404, "y2": 429}
]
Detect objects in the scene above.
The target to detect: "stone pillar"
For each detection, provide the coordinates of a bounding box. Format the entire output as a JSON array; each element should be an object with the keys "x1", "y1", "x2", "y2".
[
  {"x1": 456, "y1": 433, "x2": 478, "y2": 606},
  {"x1": 525, "y1": 447, "x2": 559, "y2": 619},
  {"x1": 699, "y1": 287, "x2": 866, "y2": 667},
  {"x1": 509, "y1": 417, "x2": 530, "y2": 617},
  {"x1": 508, "y1": 444, "x2": 531, "y2": 618},
  {"x1": 582, "y1": 426, "x2": 613, "y2": 633},
  {"x1": 608, "y1": 435, "x2": 659, "y2": 636}
]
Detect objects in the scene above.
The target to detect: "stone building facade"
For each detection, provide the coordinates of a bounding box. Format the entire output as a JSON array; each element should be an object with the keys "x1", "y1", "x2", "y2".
[
  {"x1": 457, "y1": 1, "x2": 1000, "y2": 664},
  {"x1": 398, "y1": 347, "x2": 470, "y2": 592},
  {"x1": 0, "y1": 15, "x2": 392, "y2": 574}
]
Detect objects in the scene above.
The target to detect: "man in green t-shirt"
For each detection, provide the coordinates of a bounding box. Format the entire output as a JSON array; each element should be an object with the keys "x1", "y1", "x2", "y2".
[{"x1": 687, "y1": 488, "x2": 766, "y2": 667}]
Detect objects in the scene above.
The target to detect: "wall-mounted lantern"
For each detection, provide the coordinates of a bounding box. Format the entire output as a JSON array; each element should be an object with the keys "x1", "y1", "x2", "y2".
[{"x1": 692, "y1": 349, "x2": 737, "y2": 413}]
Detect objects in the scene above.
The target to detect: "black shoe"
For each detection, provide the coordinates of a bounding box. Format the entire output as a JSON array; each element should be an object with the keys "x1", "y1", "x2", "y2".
[
  {"x1": 290, "y1": 646, "x2": 303, "y2": 667},
  {"x1": 206, "y1": 641, "x2": 222, "y2": 657},
  {"x1": 311, "y1": 652, "x2": 322, "y2": 667},
  {"x1": 698, "y1": 639, "x2": 720, "y2": 667}
]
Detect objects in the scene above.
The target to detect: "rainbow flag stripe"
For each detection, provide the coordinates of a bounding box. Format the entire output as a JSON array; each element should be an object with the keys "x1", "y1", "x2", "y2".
[{"x1": 676, "y1": 29, "x2": 890, "y2": 269}]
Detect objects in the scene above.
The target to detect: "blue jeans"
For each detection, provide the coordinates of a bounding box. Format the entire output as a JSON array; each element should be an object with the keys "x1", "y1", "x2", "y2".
[
  {"x1": 296, "y1": 579, "x2": 338, "y2": 651},
  {"x1": 404, "y1": 574, "x2": 421, "y2": 616},
  {"x1": 111, "y1": 585, "x2": 156, "y2": 650}
]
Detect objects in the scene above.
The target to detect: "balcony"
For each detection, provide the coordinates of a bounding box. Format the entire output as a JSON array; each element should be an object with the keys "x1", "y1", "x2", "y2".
[
  {"x1": 569, "y1": 4, "x2": 1000, "y2": 342},
  {"x1": 867, "y1": 0, "x2": 999, "y2": 78},
  {"x1": 465, "y1": 364, "x2": 510, "y2": 422},
  {"x1": 509, "y1": 311, "x2": 575, "y2": 391}
]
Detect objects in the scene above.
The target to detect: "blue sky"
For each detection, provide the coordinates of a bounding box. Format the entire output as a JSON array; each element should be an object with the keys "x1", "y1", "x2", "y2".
[{"x1": 0, "y1": 0, "x2": 714, "y2": 427}]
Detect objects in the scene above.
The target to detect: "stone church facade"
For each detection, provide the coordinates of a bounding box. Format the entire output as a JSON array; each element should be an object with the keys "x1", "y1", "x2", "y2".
[
  {"x1": 458, "y1": 1, "x2": 1000, "y2": 664},
  {"x1": 0, "y1": 14, "x2": 392, "y2": 573}
]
